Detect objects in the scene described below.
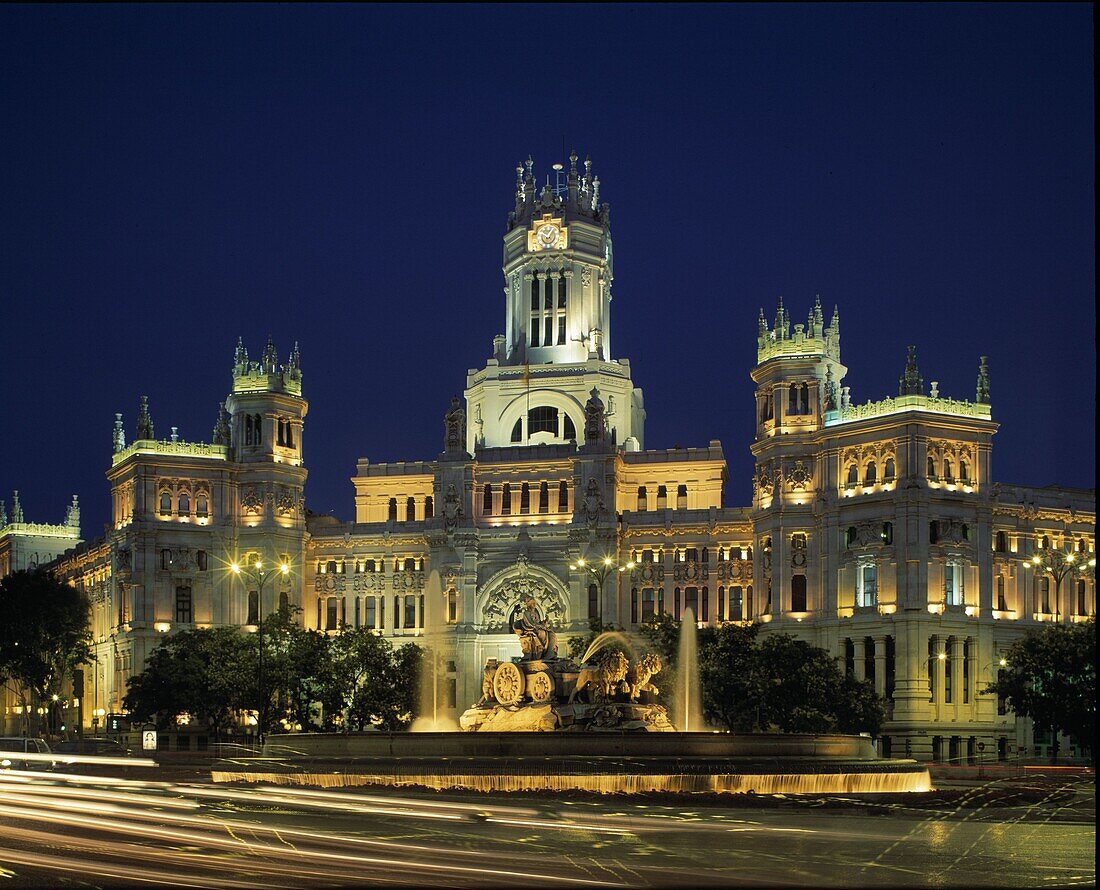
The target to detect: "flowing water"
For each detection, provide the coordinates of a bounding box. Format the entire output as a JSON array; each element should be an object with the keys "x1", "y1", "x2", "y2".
[
  {"x1": 580, "y1": 630, "x2": 637, "y2": 666},
  {"x1": 410, "y1": 647, "x2": 460, "y2": 733},
  {"x1": 675, "y1": 608, "x2": 705, "y2": 731}
]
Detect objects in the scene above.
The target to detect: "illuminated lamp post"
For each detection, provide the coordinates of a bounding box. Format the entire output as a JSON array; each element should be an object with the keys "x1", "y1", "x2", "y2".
[
  {"x1": 569, "y1": 555, "x2": 635, "y2": 627},
  {"x1": 1029, "y1": 544, "x2": 1089, "y2": 621},
  {"x1": 230, "y1": 556, "x2": 290, "y2": 747}
]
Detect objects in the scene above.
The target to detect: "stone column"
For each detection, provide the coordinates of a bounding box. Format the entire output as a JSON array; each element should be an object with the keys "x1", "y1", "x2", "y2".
[
  {"x1": 855, "y1": 638, "x2": 867, "y2": 682},
  {"x1": 874, "y1": 635, "x2": 887, "y2": 698},
  {"x1": 933, "y1": 636, "x2": 947, "y2": 717},
  {"x1": 949, "y1": 635, "x2": 962, "y2": 717}
]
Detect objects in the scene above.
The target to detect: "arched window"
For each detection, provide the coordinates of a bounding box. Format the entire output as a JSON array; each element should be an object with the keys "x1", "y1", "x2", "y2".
[
  {"x1": 558, "y1": 481, "x2": 569, "y2": 512},
  {"x1": 285, "y1": 422, "x2": 294, "y2": 448},
  {"x1": 538, "y1": 482, "x2": 549, "y2": 514},
  {"x1": 510, "y1": 419, "x2": 522, "y2": 443},
  {"x1": 387, "y1": 498, "x2": 398, "y2": 522},
  {"x1": 483, "y1": 484, "x2": 493, "y2": 515},
  {"x1": 801, "y1": 382, "x2": 810, "y2": 414},
  {"x1": 424, "y1": 496, "x2": 434, "y2": 519},
  {"x1": 159, "y1": 492, "x2": 172, "y2": 515},
  {"x1": 527, "y1": 406, "x2": 558, "y2": 436},
  {"x1": 501, "y1": 483, "x2": 512, "y2": 515},
  {"x1": 676, "y1": 485, "x2": 687, "y2": 509},
  {"x1": 788, "y1": 385, "x2": 799, "y2": 415},
  {"x1": 520, "y1": 482, "x2": 531, "y2": 514},
  {"x1": 253, "y1": 414, "x2": 262, "y2": 446},
  {"x1": 563, "y1": 415, "x2": 577, "y2": 441},
  {"x1": 277, "y1": 419, "x2": 285, "y2": 446},
  {"x1": 927, "y1": 456, "x2": 936, "y2": 478},
  {"x1": 178, "y1": 493, "x2": 190, "y2": 515},
  {"x1": 959, "y1": 460, "x2": 969, "y2": 482},
  {"x1": 791, "y1": 574, "x2": 807, "y2": 612},
  {"x1": 244, "y1": 414, "x2": 253, "y2": 446},
  {"x1": 406, "y1": 497, "x2": 416, "y2": 522},
  {"x1": 196, "y1": 495, "x2": 209, "y2": 517},
  {"x1": 943, "y1": 459, "x2": 953, "y2": 482},
  {"x1": 847, "y1": 465, "x2": 859, "y2": 485},
  {"x1": 637, "y1": 486, "x2": 647, "y2": 512},
  {"x1": 884, "y1": 458, "x2": 896, "y2": 481},
  {"x1": 995, "y1": 531, "x2": 1006, "y2": 552},
  {"x1": 865, "y1": 462, "x2": 877, "y2": 485}
]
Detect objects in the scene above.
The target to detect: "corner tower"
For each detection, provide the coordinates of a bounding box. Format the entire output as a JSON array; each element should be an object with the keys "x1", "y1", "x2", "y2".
[{"x1": 465, "y1": 153, "x2": 645, "y2": 452}]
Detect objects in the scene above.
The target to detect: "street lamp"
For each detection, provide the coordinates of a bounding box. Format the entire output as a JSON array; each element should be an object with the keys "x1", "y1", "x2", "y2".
[
  {"x1": 230, "y1": 556, "x2": 290, "y2": 747},
  {"x1": 1029, "y1": 544, "x2": 1093, "y2": 620},
  {"x1": 569, "y1": 555, "x2": 635, "y2": 626}
]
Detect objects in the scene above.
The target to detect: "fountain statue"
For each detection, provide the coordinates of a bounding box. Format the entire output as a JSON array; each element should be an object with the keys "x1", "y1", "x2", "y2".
[{"x1": 459, "y1": 598, "x2": 675, "y2": 732}]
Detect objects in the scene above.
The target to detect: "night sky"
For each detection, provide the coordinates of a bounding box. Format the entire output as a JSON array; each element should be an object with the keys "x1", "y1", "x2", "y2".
[{"x1": 1, "y1": 4, "x2": 1094, "y2": 537}]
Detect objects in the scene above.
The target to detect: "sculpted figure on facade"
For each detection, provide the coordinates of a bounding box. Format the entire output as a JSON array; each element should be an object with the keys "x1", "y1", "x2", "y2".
[
  {"x1": 443, "y1": 483, "x2": 462, "y2": 531},
  {"x1": 443, "y1": 397, "x2": 466, "y2": 453},
  {"x1": 584, "y1": 387, "x2": 605, "y2": 443}
]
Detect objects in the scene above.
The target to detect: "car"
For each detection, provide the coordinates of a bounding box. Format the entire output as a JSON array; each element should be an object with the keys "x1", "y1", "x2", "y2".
[
  {"x1": 52, "y1": 737, "x2": 133, "y2": 757},
  {"x1": 0, "y1": 736, "x2": 55, "y2": 771}
]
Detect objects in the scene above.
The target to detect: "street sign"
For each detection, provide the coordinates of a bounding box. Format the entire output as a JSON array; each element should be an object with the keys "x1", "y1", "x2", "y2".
[{"x1": 142, "y1": 730, "x2": 157, "y2": 751}]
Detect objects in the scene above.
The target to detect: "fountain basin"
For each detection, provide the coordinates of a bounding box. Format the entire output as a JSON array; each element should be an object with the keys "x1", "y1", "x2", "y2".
[{"x1": 210, "y1": 732, "x2": 932, "y2": 795}]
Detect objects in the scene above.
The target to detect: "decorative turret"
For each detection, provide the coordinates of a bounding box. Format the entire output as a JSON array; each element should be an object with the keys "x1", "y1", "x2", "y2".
[
  {"x1": 112, "y1": 413, "x2": 126, "y2": 453},
  {"x1": 65, "y1": 495, "x2": 80, "y2": 529},
  {"x1": 507, "y1": 153, "x2": 610, "y2": 231},
  {"x1": 233, "y1": 337, "x2": 249, "y2": 374},
  {"x1": 976, "y1": 356, "x2": 991, "y2": 404},
  {"x1": 11, "y1": 490, "x2": 24, "y2": 524},
  {"x1": 136, "y1": 396, "x2": 154, "y2": 440},
  {"x1": 212, "y1": 402, "x2": 231, "y2": 446},
  {"x1": 774, "y1": 297, "x2": 789, "y2": 341},
  {"x1": 286, "y1": 341, "x2": 302, "y2": 380},
  {"x1": 898, "y1": 346, "x2": 923, "y2": 397},
  {"x1": 756, "y1": 298, "x2": 842, "y2": 364}
]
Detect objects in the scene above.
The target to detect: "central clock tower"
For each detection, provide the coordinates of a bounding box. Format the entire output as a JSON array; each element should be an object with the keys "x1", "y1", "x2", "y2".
[{"x1": 464, "y1": 152, "x2": 645, "y2": 452}]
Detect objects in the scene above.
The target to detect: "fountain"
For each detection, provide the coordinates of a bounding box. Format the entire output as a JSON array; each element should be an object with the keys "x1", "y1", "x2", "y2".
[
  {"x1": 674, "y1": 607, "x2": 705, "y2": 732},
  {"x1": 410, "y1": 645, "x2": 460, "y2": 733},
  {"x1": 232, "y1": 597, "x2": 932, "y2": 795}
]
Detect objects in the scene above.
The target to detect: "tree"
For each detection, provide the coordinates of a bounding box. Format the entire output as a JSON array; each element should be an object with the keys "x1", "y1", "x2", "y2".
[
  {"x1": 699, "y1": 622, "x2": 763, "y2": 731},
  {"x1": 123, "y1": 627, "x2": 250, "y2": 737},
  {"x1": 0, "y1": 570, "x2": 93, "y2": 736},
  {"x1": 263, "y1": 607, "x2": 330, "y2": 731},
  {"x1": 326, "y1": 626, "x2": 422, "y2": 731},
  {"x1": 983, "y1": 619, "x2": 1095, "y2": 761}
]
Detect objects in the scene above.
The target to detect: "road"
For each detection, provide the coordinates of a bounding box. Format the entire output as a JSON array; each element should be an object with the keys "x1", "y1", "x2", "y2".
[{"x1": 0, "y1": 765, "x2": 1094, "y2": 888}]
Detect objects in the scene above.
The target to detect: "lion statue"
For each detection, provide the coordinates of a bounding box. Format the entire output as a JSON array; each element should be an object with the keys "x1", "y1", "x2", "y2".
[
  {"x1": 625, "y1": 653, "x2": 663, "y2": 702},
  {"x1": 569, "y1": 650, "x2": 630, "y2": 703}
]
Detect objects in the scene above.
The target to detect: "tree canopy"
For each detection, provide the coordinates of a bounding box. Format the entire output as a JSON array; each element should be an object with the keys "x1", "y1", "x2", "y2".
[
  {"x1": 0, "y1": 569, "x2": 93, "y2": 734},
  {"x1": 983, "y1": 618, "x2": 1095, "y2": 759}
]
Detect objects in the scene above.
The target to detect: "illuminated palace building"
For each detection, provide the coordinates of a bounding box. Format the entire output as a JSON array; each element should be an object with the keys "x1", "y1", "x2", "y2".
[{"x1": 3, "y1": 155, "x2": 1094, "y2": 761}]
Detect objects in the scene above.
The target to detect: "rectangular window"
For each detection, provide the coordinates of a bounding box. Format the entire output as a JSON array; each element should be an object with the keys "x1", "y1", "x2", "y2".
[
  {"x1": 247, "y1": 591, "x2": 259, "y2": 625},
  {"x1": 730, "y1": 586, "x2": 743, "y2": 621},
  {"x1": 326, "y1": 598, "x2": 337, "y2": 631},
  {"x1": 530, "y1": 277, "x2": 539, "y2": 310},
  {"x1": 447, "y1": 590, "x2": 457, "y2": 624},
  {"x1": 997, "y1": 576, "x2": 1007, "y2": 612},
  {"x1": 631, "y1": 589, "x2": 638, "y2": 624},
  {"x1": 642, "y1": 588, "x2": 655, "y2": 621},
  {"x1": 701, "y1": 586, "x2": 709, "y2": 622},
  {"x1": 963, "y1": 639, "x2": 970, "y2": 704},
  {"x1": 543, "y1": 316, "x2": 553, "y2": 346},
  {"x1": 404, "y1": 595, "x2": 417, "y2": 629},
  {"x1": 1039, "y1": 577, "x2": 1051, "y2": 613},
  {"x1": 354, "y1": 596, "x2": 361, "y2": 628},
  {"x1": 588, "y1": 584, "x2": 599, "y2": 621},
  {"x1": 856, "y1": 564, "x2": 877, "y2": 608},
  {"x1": 365, "y1": 596, "x2": 377, "y2": 629},
  {"x1": 791, "y1": 574, "x2": 807, "y2": 612},
  {"x1": 1077, "y1": 580, "x2": 1087, "y2": 616},
  {"x1": 945, "y1": 563, "x2": 964, "y2": 606},
  {"x1": 530, "y1": 317, "x2": 540, "y2": 347},
  {"x1": 674, "y1": 588, "x2": 681, "y2": 620},
  {"x1": 557, "y1": 315, "x2": 566, "y2": 345},
  {"x1": 684, "y1": 587, "x2": 698, "y2": 620},
  {"x1": 175, "y1": 586, "x2": 192, "y2": 624}
]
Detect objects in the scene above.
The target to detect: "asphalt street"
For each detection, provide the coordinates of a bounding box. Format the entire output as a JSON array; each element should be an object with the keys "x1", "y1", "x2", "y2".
[{"x1": 0, "y1": 766, "x2": 1093, "y2": 888}]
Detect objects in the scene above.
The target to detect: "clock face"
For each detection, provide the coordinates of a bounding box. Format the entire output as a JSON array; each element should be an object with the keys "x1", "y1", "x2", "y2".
[{"x1": 536, "y1": 223, "x2": 560, "y2": 249}]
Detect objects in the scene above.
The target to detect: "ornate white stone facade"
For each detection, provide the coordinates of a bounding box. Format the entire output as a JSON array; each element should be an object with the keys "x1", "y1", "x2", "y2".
[{"x1": 5, "y1": 156, "x2": 1094, "y2": 761}]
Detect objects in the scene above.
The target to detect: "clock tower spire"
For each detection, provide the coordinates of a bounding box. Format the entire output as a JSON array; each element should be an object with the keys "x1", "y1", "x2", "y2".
[{"x1": 465, "y1": 153, "x2": 645, "y2": 452}]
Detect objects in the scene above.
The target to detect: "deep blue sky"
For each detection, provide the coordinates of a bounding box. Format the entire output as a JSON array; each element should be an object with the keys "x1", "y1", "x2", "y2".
[{"x1": 1, "y1": 4, "x2": 1094, "y2": 534}]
